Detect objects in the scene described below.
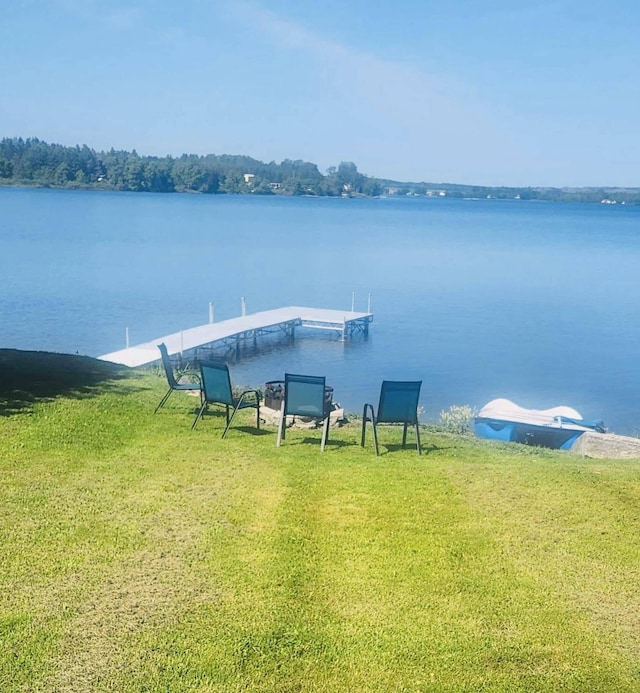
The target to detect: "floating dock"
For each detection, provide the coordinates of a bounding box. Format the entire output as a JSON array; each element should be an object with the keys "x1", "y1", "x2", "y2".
[{"x1": 99, "y1": 305, "x2": 373, "y2": 368}]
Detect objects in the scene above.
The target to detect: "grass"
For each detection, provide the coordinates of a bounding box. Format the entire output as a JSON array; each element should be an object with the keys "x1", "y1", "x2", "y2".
[{"x1": 1, "y1": 350, "x2": 639, "y2": 691}]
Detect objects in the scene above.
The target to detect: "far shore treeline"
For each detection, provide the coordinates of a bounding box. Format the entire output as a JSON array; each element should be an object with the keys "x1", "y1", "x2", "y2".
[{"x1": 1, "y1": 137, "x2": 638, "y2": 204}]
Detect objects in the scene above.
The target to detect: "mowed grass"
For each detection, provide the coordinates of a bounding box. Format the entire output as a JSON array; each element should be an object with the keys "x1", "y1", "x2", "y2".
[{"x1": 1, "y1": 352, "x2": 639, "y2": 691}]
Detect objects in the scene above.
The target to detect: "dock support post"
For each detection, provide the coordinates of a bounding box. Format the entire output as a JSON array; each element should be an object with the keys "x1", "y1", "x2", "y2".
[
  {"x1": 341, "y1": 318, "x2": 346, "y2": 342},
  {"x1": 241, "y1": 297, "x2": 246, "y2": 316},
  {"x1": 367, "y1": 293, "x2": 372, "y2": 313},
  {"x1": 209, "y1": 302, "x2": 214, "y2": 324},
  {"x1": 125, "y1": 327, "x2": 129, "y2": 349},
  {"x1": 351, "y1": 292, "x2": 355, "y2": 312}
]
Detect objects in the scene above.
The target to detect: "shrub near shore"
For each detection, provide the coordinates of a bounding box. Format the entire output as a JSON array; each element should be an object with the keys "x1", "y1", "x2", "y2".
[{"x1": 1, "y1": 351, "x2": 639, "y2": 691}]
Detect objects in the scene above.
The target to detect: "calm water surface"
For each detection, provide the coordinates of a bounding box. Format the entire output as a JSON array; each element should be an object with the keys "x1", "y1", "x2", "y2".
[{"x1": 2, "y1": 187, "x2": 640, "y2": 433}]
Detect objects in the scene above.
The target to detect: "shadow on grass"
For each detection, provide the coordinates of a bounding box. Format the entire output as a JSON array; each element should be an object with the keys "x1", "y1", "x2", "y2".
[
  {"x1": 299, "y1": 436, "x2": 352, "y2": 449},
  {"x1": 190, "y1": 410, "x2": 270, "y2": 437},
  {"x1": 373, "y1": 442, "x2": 441, "y2": 455},
  {"x1": 234, "y1": 426, "x2": 271, "y2": 437},
  {"x1": 0, "y1": 349, "x2": 132, "y2": 416}
]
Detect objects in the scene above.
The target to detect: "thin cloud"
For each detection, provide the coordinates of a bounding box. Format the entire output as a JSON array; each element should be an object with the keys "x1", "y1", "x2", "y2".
[
  {"x1": 228, "y1": 3, "x2": 492, "y2": 124},
  {"x1": 228, "y1": 2, "x2": 348, "y2": 59},
  {"x1": 53, "y1": 0, "x2": 144, "y2": 31},
  {"x1": 226, "y1": 1, "x2": 514, "y2": 179}
]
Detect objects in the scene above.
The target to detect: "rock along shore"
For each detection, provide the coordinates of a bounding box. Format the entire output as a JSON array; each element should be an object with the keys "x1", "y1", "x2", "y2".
[{"x1": 571, "y1": 431, "x2": 640, "y2": 459}]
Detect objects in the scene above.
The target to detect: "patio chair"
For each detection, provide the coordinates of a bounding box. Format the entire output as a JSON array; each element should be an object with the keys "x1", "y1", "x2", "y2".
[
  {"x1": 361, "y1": 380, "x2": 422, "y2": 455},
  {"x1": 276, "y1": 373, "x2": 331, "y2": 451},
  {"x1": 154, "y1": 342, "x2": 202, "y2": 413},
  {"x1": 191, "y1": 360, "x2": 261, "y2": 437}
]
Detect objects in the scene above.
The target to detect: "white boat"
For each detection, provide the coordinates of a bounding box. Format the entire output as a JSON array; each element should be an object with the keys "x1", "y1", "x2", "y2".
[{"x1": 474, "y1": 398, "x2": 606, "y2": 450}]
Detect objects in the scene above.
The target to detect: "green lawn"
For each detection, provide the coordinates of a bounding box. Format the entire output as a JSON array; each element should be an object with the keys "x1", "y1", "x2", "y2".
[{"x1": 1, "y1": 351, "x2": 639, "y2": 692}]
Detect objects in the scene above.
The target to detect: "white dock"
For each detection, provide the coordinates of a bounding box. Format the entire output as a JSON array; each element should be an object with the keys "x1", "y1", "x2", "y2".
[{"x1": 99, "y1": 305, "x2": 373, "y2": 368}]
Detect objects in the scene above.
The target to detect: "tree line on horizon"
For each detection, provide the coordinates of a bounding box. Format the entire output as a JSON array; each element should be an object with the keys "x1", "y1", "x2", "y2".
[
  {"x1": 0, "y1": 137, "x2": 382, "y2": 197},
  {"x1": 0, "y1": 137, "x2": 638, "y2": 204}
]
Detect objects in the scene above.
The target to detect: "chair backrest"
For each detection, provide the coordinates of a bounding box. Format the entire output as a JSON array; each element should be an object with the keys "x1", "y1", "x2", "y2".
[
  {"x1": 158, "y1": 343, "x2": 178, "y2": 388},
  {"x1": 284, "y1": 373, "x2": 326, "y2": 418},
  {"x1": 377, "y1": 380, "x2": 422, "y2": 424},
  {"x1": 199, "y1": 360, "x2": 234, "y2": 406}
]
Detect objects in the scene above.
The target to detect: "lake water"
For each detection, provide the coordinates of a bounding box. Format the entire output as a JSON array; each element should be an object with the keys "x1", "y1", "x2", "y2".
[{"x1": 2, "y1": 186, "x2": 640, "y2": 434}]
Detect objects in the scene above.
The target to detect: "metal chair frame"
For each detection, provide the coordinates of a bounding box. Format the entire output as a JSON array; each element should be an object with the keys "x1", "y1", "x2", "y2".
[
  {"x1": 191, "y1": 360, "x2": 261, "y2": 438},
  {"x1": 276, "y1": 373, "x2": 331, "y2": 451},
  {"x1": 154, "y1": 342, "x2": 202, "y2": 413},
  {"x1": 361, "y1": 380, "x2": 422, "y2": 455}
]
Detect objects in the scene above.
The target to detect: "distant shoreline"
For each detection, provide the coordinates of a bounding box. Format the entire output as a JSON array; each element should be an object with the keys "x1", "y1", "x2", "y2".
[
  {"x1": 1, "y1": 180, "x2": 638, "y2": 207},
  {"x1": 1, "y1": 136, "x2": 639, "y2": 205}
]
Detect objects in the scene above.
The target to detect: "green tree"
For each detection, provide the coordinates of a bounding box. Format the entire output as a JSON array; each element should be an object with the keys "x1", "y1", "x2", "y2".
[
  {"x1": 54, "y1": 162, "x2": 71, "y2": 186},
  {"x1": 336, "y1": 161, "x2": 365, "y2": 193},
  {"x1": 124, "y1": 156, "x2": 145, "y2": 191},
  {"x1": 0, "y1": 157, "x2": 13, "y2": 178},
  {"x1": 219, "y1": 173, "x2": 244, "y2": 194}
]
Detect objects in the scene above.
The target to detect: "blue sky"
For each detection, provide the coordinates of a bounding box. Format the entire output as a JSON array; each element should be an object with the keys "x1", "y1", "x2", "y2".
[{"x1": 1, "y1": 0, "x2": 639, "y2": 186}]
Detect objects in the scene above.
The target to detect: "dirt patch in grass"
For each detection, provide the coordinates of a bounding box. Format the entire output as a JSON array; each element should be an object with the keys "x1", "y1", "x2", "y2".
[
  {"x1": 42, "y1": 483, "x2": 223, "y2": 691},
  {"x1": 45, "y1": 525, "x2": 218, "y2": 691}
]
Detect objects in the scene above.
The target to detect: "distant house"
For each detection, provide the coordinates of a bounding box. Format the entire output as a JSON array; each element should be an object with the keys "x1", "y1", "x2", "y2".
[{"x1": 243, "y1": 173, "x2": 255, "y2": 184}]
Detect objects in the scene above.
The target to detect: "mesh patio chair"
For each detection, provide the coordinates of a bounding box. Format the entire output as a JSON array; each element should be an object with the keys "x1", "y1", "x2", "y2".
[
  {"x1": 361, "y1": 380, "x2": 422, "y2": 455},
  {"x1": 154, "y1": 342, "x2": 202, "y2": 413},
  {"x1": 191, "y1": 360, "x2": 261, "y2": 438},
  {"x1": 276, "y1": 373, "x2": 331, "y2": 451}
]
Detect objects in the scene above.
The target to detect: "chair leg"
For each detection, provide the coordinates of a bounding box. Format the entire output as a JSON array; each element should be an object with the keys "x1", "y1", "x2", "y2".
[
  {"x1": 415, "y1": 422, "x2": 422, "y2": 455},
  {"x1": 223, "y1": 394, "x2": 260, "y2": 439},
  {"x1": 321, "y1": 414, "x2": 330, "y2": 452},
  {"x1": 276, "y1": 401, "x2": 286, "y2": 446},
  {"x1": 222, "y1": 403, "x2": 240, "y2": 439},
  {"x1": 362, "y1": 403, "x2": 379, "y2": 454},
  {"x1": 402, "y1": 422, "x2": 408, "y2": 448},
  {"x1": 372, "y1": 419, "x2": 380, "y2": 455},
  {"x1": 360, "y1": 404, "x2": 368, "y2": 447},
  {"x1": 191, "y1": 401, "x2": 208, "y2": 430},
  {"x1": 154, "y1": 388, "x2": 173, "y2": 414}
]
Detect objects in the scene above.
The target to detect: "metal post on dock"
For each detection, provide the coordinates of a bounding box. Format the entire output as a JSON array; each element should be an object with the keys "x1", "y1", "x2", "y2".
[
  {"x1": 341, "y1": 317, "x2": 346, "y2": 342},
  {"x1": 241, "y1": 297, "x2": 246, "y2": 316},
  {"x1": 367, "y1": 293, "x2": 372, "y2": 313},
  {"x1": 351, "y1": 292, "x2": 355, "y2": 312},
  {"x1": 125, "y1": 327, "x2": 129, "y2": 349},
  {"x1": 180, "y1": 330, "x2": 184, "y2": 356},
  {"x1": 209, "y1": 302, "x2": 214, "y2": 324}
]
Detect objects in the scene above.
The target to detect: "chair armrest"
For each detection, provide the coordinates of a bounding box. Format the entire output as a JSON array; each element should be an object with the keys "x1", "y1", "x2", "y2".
[
  {"x1": 176, "y1": 371, "x2": 201, "y2": 385},
  {"x1": 362, "y1": 403, "x2": 375, "y2": 423},
  {"x1": 235, "y1": 389, "x2": 261, "y2": 407}
]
